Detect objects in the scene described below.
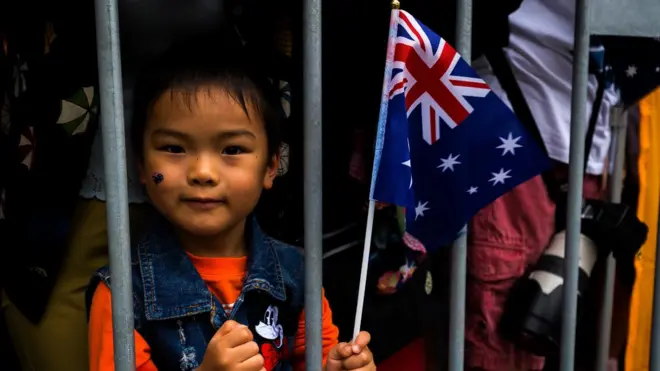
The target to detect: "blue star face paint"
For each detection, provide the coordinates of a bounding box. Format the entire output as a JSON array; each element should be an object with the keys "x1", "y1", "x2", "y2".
[{"x1": 152, "y1": 172, "x2": 164, "y2": 185}]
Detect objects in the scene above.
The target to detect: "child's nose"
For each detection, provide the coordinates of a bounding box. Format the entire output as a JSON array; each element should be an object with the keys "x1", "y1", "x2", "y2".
[{"x1": 188, "y1": 155, "x2": 219, "y2": 186}]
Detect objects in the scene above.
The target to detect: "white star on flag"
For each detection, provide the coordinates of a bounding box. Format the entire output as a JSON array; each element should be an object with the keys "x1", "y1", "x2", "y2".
[
  {"x1": 414, "y1": 201, "x2": 430, "y2": 220},
  {"x1": 496, "y1": 133, "x2": 522, "y2": 156},
  {"x1": 626, "y1": 65, "x2": 638, "y2": 77},
  {"x1": 437, "y1": 153, "x2": 461, "y2": 172},
  {"x1": 467, "y1": 186, "x2": 478, "y2": 194},
  {"x1": 489, "y1": 168, "x2": 512, "y2": 185}
]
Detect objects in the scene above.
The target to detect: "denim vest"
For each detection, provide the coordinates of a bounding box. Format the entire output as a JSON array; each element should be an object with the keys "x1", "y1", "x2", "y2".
[{"x1": 86, "y1": 218, "x2": 305, "y2": 371}]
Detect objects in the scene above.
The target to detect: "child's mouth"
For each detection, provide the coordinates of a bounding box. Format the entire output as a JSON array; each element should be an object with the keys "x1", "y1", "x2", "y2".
[{"x1": 182, "y1": 197, "x2": 225, "y2": 210}]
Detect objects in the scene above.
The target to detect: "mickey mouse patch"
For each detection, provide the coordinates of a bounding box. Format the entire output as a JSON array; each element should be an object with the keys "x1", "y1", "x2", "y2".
[
  {"x1": 256, "y1": 305, "x2": 284, "y2": 348},
  {"x1": 246, "y1": 296, "x2": 298, "y2": 371}
]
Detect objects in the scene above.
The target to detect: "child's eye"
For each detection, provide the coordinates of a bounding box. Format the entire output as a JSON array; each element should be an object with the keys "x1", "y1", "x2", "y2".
[
  {"x1": 159, "y1": 145, "x2": 185, "y2": 154},
  {"x1": 222, "y1": 146, "x2": 245, "y2": 155}
]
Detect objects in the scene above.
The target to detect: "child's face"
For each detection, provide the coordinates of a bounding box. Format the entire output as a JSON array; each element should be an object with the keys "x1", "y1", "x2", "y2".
[{"x1": 139, "y1": 86, "x2": 278, "y2": 237}]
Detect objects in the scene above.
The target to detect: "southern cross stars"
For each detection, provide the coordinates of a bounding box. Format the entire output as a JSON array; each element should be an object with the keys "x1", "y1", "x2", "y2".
[
  {"x1": 432, "y1": 131, "x2": 518, "y2": 193},
  {"x1": 497, "y1": 132, "x2": 522, "y2": 156},
  {"x1": 414, "y1": 201, "x2": 430, "y2": 220},
  {"x1": 489, "y1": 168, "x2": 511, "y2": 185},
  {"x1": 438, "y1": 153, "x2": 461, "y2": 172}
]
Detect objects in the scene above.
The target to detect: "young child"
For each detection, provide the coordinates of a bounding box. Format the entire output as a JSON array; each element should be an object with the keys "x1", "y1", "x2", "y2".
[{"x1": 86, "y1": 31, "x2": 375, "y2": 371}]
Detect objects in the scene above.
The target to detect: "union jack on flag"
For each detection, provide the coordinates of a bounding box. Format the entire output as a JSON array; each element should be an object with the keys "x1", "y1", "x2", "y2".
[
  {"x1": 370, "y1": 9, "x2": 551, "y2": 251},
  {"x1": 389, "y1": 11, "x2": 491, "y2": 145}
]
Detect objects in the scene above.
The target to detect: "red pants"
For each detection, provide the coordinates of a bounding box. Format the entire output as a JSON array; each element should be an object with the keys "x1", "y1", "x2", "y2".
[{"x1": 465, "y1": 173, "x2": 603, "y2": 371}]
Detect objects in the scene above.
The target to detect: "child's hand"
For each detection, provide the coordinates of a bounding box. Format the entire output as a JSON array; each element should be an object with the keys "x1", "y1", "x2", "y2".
[
  {"x1": 325, "y1": 331, "x2": 376, "y2": 371},
  {"x1": 197, "y1": 320, "x2": 265, "y2": 371}
]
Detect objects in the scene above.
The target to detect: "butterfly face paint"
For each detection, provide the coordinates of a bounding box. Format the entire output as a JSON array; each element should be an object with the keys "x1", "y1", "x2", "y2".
[{"x1": 152, "y1": 172, "x2": 164, "y2": 185}]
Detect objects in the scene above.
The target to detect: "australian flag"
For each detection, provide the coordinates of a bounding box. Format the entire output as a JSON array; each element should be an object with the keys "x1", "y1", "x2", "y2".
[{"x1": 370, "y1": 9, "x2": 551, "y2": 252}]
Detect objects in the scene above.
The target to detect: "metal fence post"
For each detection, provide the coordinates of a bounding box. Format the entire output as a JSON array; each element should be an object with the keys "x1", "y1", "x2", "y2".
[
  {"x1": 302, "y1": 0, "x2": 324, "y2": 368},
  {"x1": 560, "y1": 0, "x2": 591, "y2": 370},
  {"x1": 448, "y1": 1, "x2": 472, "y2": 370},
  {"x1": 595, "y1": 106, "x2": 627, "y2": 371},
  {"x1": 94, "y1": 0, "x2": 135, "y2": 370}
]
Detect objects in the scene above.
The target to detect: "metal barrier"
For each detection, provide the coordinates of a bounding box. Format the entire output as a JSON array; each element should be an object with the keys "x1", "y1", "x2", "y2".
[
  {"x1": 595, "y1": 106, "x2": 627, "y2": 371},
  {"x1": 91, "y1": 0, "x2": 660, "y2": 369},
  {"x1": 302, "y1": 0, "x2": 324, "y2": 368},
  {"x1": 94, "y1": 0, "x2": 135, "y2": 370},
  {"x1": 560, "y1": 0, "x2": 591, "y2": 370},
  {"x1": 449, "y1": 0, "x2": 471, "y2": 370}
]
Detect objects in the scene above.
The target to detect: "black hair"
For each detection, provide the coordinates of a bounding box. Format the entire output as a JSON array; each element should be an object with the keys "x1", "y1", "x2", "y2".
[{"x1": 130, "y1": 29, "x2": 282, "y2": 162}]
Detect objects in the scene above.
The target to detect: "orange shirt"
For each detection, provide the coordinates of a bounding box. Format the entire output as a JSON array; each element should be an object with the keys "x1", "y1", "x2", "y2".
[{"x1": 89, "y1": 253, "x2": 339, "y2": 371}]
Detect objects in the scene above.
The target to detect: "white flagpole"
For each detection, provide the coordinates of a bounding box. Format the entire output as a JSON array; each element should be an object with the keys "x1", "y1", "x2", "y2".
[
  {"x1": 353, "y1": 0, "x2": 401, "y2": 340},
  {"x1": 353, "y1": 200, "x2": 378, "y2": 340}
]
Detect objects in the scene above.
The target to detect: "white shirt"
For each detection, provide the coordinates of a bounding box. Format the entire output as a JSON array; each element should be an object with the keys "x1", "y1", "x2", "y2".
[{"x1": 473, "y1": 0, "x2": 619, "y2": 175}]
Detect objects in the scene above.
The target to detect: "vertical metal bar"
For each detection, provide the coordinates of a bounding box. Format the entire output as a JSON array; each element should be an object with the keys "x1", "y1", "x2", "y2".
[
  {"x1": 560, "y1": 0, "x2": 591, "y2": 370},
  {"x1": 302, "y1": 0, "x2": 323, "y2": 368},
  {"x1": 94, "y1": 1, "x2": 135, "y2": 370},
  {"x1": 650, "y1": 190, "x2": 660, "y2": 371},
  {"x1": 455, "y1": 0, "x2": 473, "y2": 62},
  {"x1": 595, "y1": 106, "x2": 627, "y2": 371},
  {"x1": 449, "y1": 1, "x2": 472, "y2": 370},
  {"x1": 449, "y1": 232, "x2": 467, "y2": 371}
]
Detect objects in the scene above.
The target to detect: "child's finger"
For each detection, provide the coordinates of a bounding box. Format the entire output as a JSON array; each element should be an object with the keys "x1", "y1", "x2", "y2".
[
  {"x1": 221, "y1": 324, "x2": 254, "y2": 348},
  {"x1": 230, "y1": 340, "x2": 261, "y2": 362},
  {"x1": 217, "y1": 320, "x2": 239, "y2": 336},
  {"x1": 351, "y1": 331, "x2": 371, "y2": 353},
  {"x1": 212, "y1": 320, "x2": 240, "y2": 340},
  {"x1": 340, "y1": 351, "x2": 373, "y2": 370},
  {"x1": 237, "y1": 352, "x2": 265, "y2": 370},
  {"x1": 327, "y1": 342, "x2": 354, "y2": 361}
]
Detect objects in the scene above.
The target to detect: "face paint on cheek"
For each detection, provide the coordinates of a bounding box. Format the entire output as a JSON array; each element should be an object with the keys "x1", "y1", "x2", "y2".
[{"x1": 151, "y1": 172, "x2": 164, "y2": 185}]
